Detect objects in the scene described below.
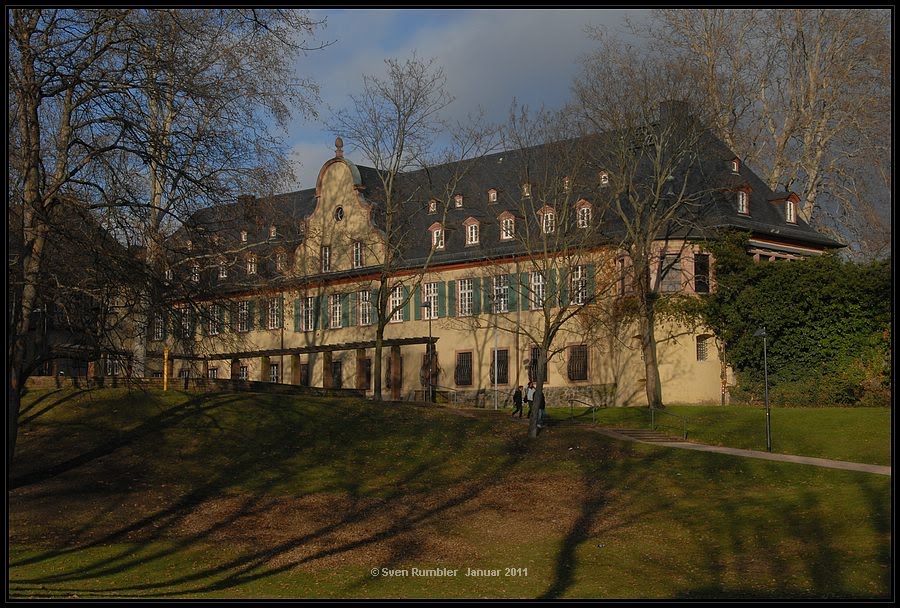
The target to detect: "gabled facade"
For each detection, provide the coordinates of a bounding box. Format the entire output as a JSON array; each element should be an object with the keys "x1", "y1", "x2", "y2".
[{"x1": 150, "y1": 131, "x2": 841, "y2": 405}]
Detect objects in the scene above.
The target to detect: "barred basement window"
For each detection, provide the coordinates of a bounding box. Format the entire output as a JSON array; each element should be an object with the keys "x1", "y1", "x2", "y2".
[
  {"x1": 567, "y1": 345, "x2": 588, "y2": 381},
  {"x1": 455, "y1": 351, "x2": 473, "y2": 386},
  {"x1": 489, "y1": 349, "x2": 509, "y2": 385}
]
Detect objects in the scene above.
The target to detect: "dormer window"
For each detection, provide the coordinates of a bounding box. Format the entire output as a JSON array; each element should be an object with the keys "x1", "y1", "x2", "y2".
[
  {"x1": 428, "y1": 199, "x2": 438, "y2": 214},
  {"x1": 599, "y1": 171, "x2": 609, "y2": 186},
  {"x1": 563, "y1": 176, "x2": 571, "y2": 192},
  {"x1": 429, "y1": 223, "x2": 445, "y2": 250},
  {"x1": 737, "y1": 190, "x2": 749, "y2": 215},
  {"x1": 191, "y1": 264, "x2": 200, "y2": 282},
  {"x1": 488, "y1": 189, "x2": 498, "y2": 203},
  {"x1": 539, "y1": 207, "x2": 556, "y2": 234},
  {"x1": 218, "y1": 264, "x2": 228, "y2": 280},
  {"x1": 165, "y1": 268, "x2": 173, "y2": 281},
  {"x1": 240, "y1": 230, "x2": 248, "y2": 243},
  {"x1": 247, "y1": 254, "x2": 257, "y2": 275},
  {"x1": 522, "y1": 182, "x2": 531, "y2": 197},
  {"x1": 786, "y1": 199, "x2": 797, "y2": 224},
  {"x1": 577, "y1": 200, "x2": 593, "y2": 228},
  {"x1": 275, "y1": 252, "x2": 285, "y2": 272},
  {"x1": 464, "y1": 217, "x2": 480, "y2": 245},
  {"x1": 730, "y1": 158, "x2": 740, "y2": 173},
  {"x1": 454, "y1": 194, "x2": 463, "y2": 208},
  {"x1": 186, "y1": 239, "x2": 193, "y2": 251},
  {"x1": 499, "y1": 212, "x2": 515, "y2": 241},
  {"x1": 269, "y1": 225, "x2": 277, "y2": 238}
]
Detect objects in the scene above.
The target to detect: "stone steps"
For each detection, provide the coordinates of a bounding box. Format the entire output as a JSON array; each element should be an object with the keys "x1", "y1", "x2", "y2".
[{"x1": 611, "y1": 428, "x2": 678, "y2": 443}]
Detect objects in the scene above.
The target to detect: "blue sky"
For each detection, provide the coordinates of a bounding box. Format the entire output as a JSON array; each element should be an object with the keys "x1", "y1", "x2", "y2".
[{"x1": 285, "y1": 8, "x2": 644, "y2": 190}]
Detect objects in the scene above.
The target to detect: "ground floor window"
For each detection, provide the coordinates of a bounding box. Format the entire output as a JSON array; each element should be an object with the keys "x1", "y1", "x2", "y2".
[
  {"x1": 239, "y1": 365, "x2": 248, "y2": 380},
  {"x1": 567, "y1": 345, "x2": 588, "y2": 381},
  {"x1": 269, "y1": 363, "x2": 280, "y2": 383},
  {"x1": 332, "y1": 360, "x2": 343, "y2": 389},
  {"x1": 386, "y1": 356, "x2": 403, "y2": 389},
  {"x1": 455, "y1": 351, "x2": 473, "y2": 386},
  {"x1": 528, "y1": 346, "x2": 548, "y2": 383},
  {"x1": 208, "y1": 367, "x2": 218, "y2": 379},
  {"x1": 489, "y1": 349, "x2": 509, "y2": 385},
  {"x1": 696, "y1": 335, "x2": 710, "y2": 361}
]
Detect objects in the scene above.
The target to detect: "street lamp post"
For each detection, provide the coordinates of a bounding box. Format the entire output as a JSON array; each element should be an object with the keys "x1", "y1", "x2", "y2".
[
  {"x1": 753, "y1": 326, "x2": 771, "y2": 452},
  {"x1": 422, "y1": 302, "x2": 433, "y2": 403}
]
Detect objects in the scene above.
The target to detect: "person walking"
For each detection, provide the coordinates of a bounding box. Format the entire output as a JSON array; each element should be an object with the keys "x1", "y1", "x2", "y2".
[
  {"x1": 511, "y1": 386, "x2": 524, "y2": 418},
  {"x1": 537, "y1": 390, "x2": 546, "y2": 428},
  {"x1": 525, "y1": 382, "x2": 536, "y2": 418}
]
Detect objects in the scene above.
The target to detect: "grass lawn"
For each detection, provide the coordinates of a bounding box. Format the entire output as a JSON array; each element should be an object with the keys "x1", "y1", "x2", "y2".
[{"x1": 8, "y1": 388, "x2": 892, "y2": 600}]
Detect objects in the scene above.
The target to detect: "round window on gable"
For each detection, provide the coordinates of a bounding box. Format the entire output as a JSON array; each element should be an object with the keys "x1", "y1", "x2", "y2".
[{"x1": 334, "y1": 206, "x2": 344, "y2": 222}]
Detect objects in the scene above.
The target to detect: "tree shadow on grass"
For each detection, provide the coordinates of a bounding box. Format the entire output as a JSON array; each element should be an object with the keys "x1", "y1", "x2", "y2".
[
  {"x1": 18, "y1": 388, "x2": 91, "y2": 424},
  {"x1": 9, "y1": 398, "x2": 536, "y2": 598}
]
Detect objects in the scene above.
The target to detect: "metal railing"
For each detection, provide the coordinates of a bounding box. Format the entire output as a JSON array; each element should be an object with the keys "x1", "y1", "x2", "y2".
[
  {"x1": 565, "y1": 396, "x2": 689, "y2": 440},
  {"x1": 648, "y1": 407, "x2": 688, "y2": 440}
]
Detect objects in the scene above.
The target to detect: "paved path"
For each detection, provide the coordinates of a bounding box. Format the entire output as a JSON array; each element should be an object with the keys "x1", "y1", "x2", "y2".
[{"x1": 594, "y1": 427, "x2": 892, "y2": 476}]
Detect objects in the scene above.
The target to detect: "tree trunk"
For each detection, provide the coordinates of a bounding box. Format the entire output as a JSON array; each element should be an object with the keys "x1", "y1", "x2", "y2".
[{"x1": 639, "y1": 300, "x2": 664, "y2": 409}]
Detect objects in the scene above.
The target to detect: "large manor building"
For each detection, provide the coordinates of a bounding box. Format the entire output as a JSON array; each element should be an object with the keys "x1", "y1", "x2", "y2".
[{"x1": 141, "y1": 116, "x2": 841, "y2": 407}]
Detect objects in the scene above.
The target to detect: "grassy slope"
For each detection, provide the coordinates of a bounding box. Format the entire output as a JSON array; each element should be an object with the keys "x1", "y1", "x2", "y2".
[{"x1": 8, "y1": 388, "x2": 892, "y2": 600}]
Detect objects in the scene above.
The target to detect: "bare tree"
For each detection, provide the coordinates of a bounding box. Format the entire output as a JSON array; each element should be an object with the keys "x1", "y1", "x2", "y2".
[
  {"x1": 7, "y1": 8, "x2": 326, "y2": 461},
  {"x1": 574, "y1": 34, "x2": 717, "y2": 409},
  {"x1": 638, "y1": 8, "x2": 891, "y2": 258},
  {"x1": 327, "y1": 54, "x2": 498, "y2": 400}
]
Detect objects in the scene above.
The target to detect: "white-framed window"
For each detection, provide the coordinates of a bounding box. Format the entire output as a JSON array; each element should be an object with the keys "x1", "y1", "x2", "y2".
[
  {"x1": 330, "y1": 294, "x2": 343, "y2": 329},
  {"x1": 542, "y1": 211, "x2": 555, "y2": 234},
  {"x1": 501, "y1": 217, "x2": 515, "y2": 240},
  {"x1": 269, "y1": 225, "x2": 277, "y2": 238},
  {"x1": 240, "y1": 230, "x2": 248, "y2": 243},
  {"x1": 730, "y1": 159, "x2": 740, "y2": 173},
  {"x1": 423, "y1": 282, "x2": 439, "y2": 319},
  {"x1": 267, "y1": 297, "x2": 282, "y2": 329},
  {"x1": 571, "y1": 265, "x2": 588, "y2": 305},
  {"x1": 599, "y1": 171, "x2": 609, "y2": 186},
  {"x1": 529, "y1": 272, "x2": 544, "y2": 310},
  {"x1": 578, "y1": 206, "x2": 592, "y2": 229},
  {"x1": 208, "y1": 367, "x2": 218, "y2": 379},
  {"x1": 390, "y1": 285, "x2": 405, "y2": 323},
  {"x1": 301, "y1": 296, "x2": 315, "y2": 331},
  {"x1": 191, "y1": 264, "x2": 200, "y2": 282},
  {"x1": 238, "y1": 300, "x2": 250, "y2": 332},
  {"x1": 454, "y1": 194, "x2": 463, "y2": 208},
  {"x1": 522, "y1": 183, "x2": 531, "y2": 197},
  {"x1": 179, "y1": 307, "x2": 192, "y2": 337},
  {"x1": 428, "y1": 199, "x2": 438, "y2": 214},
  {"x1": 493, "y1": 275, "x2": 508, "y2": 313},
  {"x1": 786, "y1": 199, "x2": 796, "y2": 224},
  {"x1": 105, "y1": 358, "x2": 120, "y2": 377},
  {"x1": 239, "y1": 365, "x2": 248, "y2": 380},
  {"x1": 321, "y1": 245, "x2": 331, "y2": 272},
  {"x1": 432, "y1": 228, "x2": 445, "y2": 250},
  {"x1": 488, "y1": 189, "x2": 498, "y2": 203},
  {"x1": 247, "y1": 255, "x2": 257, "y2": 275},
  {"x1": 218, "y1": 264, "x2": 228, "y2": 279},
  {"x1": 357, "y1": 290, "x2": 371, "y2": 326},
  {"x1": 269, "y1": 363, "x2": 280, "y2": 383},
  {"x1": 353, "y1": 241, "x2": 364, "y2": 268},
  {"x1": 466, "y1": 222, "x2": 479, "y2": 245},
  {"x1": 207, "y1": 304, "x2": 222, "y2": 336},
  {"x1": 563, "y1": 176, "x2": 571, "y2": 192},
  {"x1": 458, "y1": 278, "x2": 474, "y2": 316},
  {"x1": 737, "y1": 191, "x2": 749, "y2": 215},
  {"x1": 659, "y1": 254, "x2": 682, "y2": 292},
  {"x1": 152, "y1": 315, "x2": 165, "y2": 341},
  {"x1": 165, "y1": 268, "x2": 173, "y2": 281}
]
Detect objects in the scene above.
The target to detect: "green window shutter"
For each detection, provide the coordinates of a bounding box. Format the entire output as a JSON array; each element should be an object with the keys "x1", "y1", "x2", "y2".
[
  {"x1": 549, "y1": 269, "x2": 558, "y2": 308},
  {"x1": 519, "y1": 272, "x2": 530, "y2": 311},
  {"x1": 414, "y1": 285, "x2": 423, "y2": 320},
  {"x1": 371, "y1": 288, "x2": 380, "y2": 325},
  {"x1": 248, "y1": 300, "x2": 256, "y2": 330},
  {"x1": 319, "y1": 295, "x2": 328, "y2": 329},
  {"x1": 448, "y1": 280, "x2": 456, "y2": 317},
  {"x1": 294, "y1": 298, "x2": 301, "y2": 332},
  {"x1": 219, "y1": 304, "x2": 226, "y2": 332},
  {"x1": 585, "y1": 264, "x2": 596, "y2": 302},
  {"x1": 508, "y1": 273, "x2": 518, "y2": 311},
  {"x1": 259, "y1": 298, "x2": 268, "y2": 329},
  {"x1": 349, "y1": 291, "x2": 358, "y2": 327},
  {"x1": 341, "y1": 293, "x2": 350, "y2": 327},
  {"x1": 483, "y1": 277, "x2": 493, "y2": 312},
  {"x1": 278, "y1": 295, "x2": 284, "y2": 328},
  {"x1": 437, "y1": 281, "x2": 446, "y2": 318},
  {"x1": 190, "y1": 309, "x2": 197, "y2": 337},
  {"x1": 312, "y1": 296, "x2": 321, "y2": 330},
  {"x1": 472, "y1": 278, "x2": 482, "y2": 315},
  {"x1": 403, "y1": 286, "x2": 411, "y2": 321},
  {"x1": 559, "y1": 268, "x2": 569, "y2": 308}
]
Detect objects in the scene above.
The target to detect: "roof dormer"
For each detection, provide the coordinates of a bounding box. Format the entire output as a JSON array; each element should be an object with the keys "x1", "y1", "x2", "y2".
[
  {"x1": 729, "y1": 157, "x2": 741, "y2": 173},
  {"x1": 428, "y1": 222, "x2": 445, "y2": 250},
  {"x1": 463, "y1": 216, "x2": 480, "y2": 246},
  {"x1": 454, "y1": 194, "x2": 463, "y2": 208},
  {"x1": 487, "y1": 188, "x2": 498, "y2": 204}
]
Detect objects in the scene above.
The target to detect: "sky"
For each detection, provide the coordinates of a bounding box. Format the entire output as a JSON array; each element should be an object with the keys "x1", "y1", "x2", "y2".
[{"x1": 284, "y1": 8, "x2": 645, "y2": 191}]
